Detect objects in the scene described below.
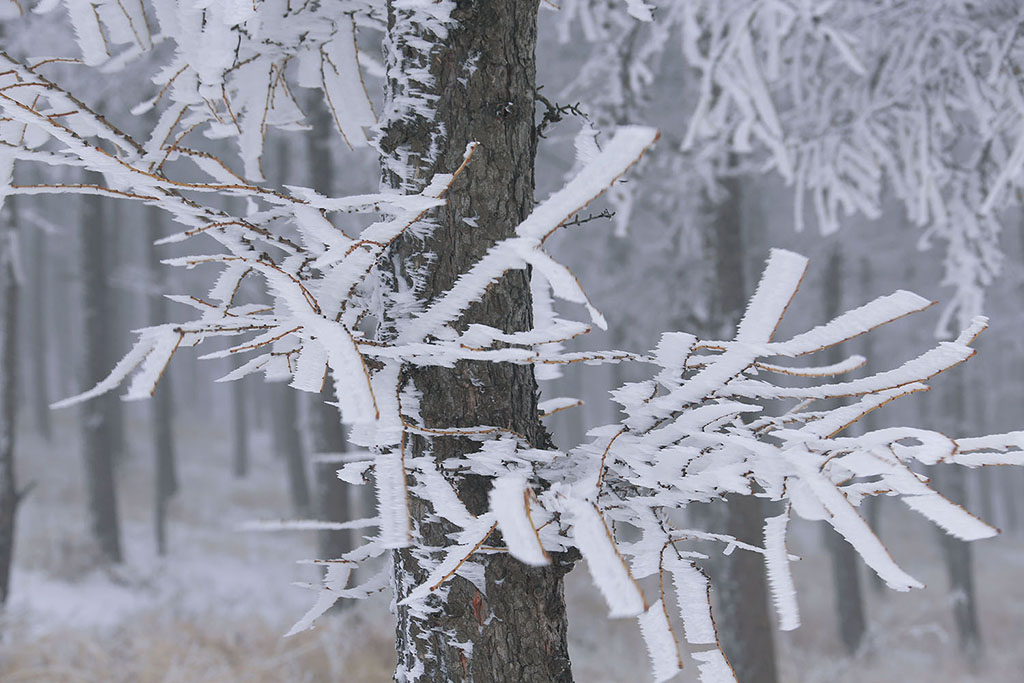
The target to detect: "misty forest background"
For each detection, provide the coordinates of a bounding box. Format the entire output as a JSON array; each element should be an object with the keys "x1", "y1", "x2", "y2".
[{"x1": 3, "y1": 7, "x2": 1024, "y2": 683}]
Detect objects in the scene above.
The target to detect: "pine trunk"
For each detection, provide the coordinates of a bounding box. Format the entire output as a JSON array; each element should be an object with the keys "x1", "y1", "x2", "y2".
[
  {"x1": 0, "y1": 194, "x2": 21, "y2": 602},
  {"x1": 148, "y1": 210, "x2": 178, "y2": 555},
  {"x1": 971, "y1": 390, "x2": 996, "y2": 525},
  {"x1": 105, "y1": 203, "x2": 125, "y2": 464},
  {"x1": 821, "y1": 247, "x2": 867, "y2": 655},
  {"x1": 272, "y1": 383, "x2": 311, "y2": 518},
  {"x1": 80, "y1": 174, "x2": 123, "y2": 563},
  {"x1": 858, "y1": 257, "x2": 885, "y2": 592},
  {"x1": 381, "y1": 3, "x2": 573, "y2": 680},
  {"x1": 935, "y1": 370, "x2": 982, "y2": 660},
  {"x1": 933, "y1": 464, "x2": 982, "y2": 657},
  {"x1": 709, "y1": 177, "x2": 779, "y2": 683},
  {"x1": 0, "y1": 26, "x2": 21, "y2": 602},
  {"x1": 231, "y1": 353, "x2": 249, "y2": 479},
  {"x1": 306, "y1": 95, "x2": 355, "y2": 564},
  {"x1": 29, "y1": 216, "x2": 50, "y2": 441},
  {"x1": 310, "y1": 388, "x2": 353, "y2": 562},
  {"x1": 1001, "y1": 468, "x2": 1019, "y2": 534}
]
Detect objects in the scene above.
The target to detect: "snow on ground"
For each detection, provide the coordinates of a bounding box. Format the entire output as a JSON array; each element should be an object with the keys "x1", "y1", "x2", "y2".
[
  {"x1": 2, "y1": 408, "x2": 1024, "y2": 681},
  {"x1": 0, "y1": 408, "x2": 394, "y2": 681}
]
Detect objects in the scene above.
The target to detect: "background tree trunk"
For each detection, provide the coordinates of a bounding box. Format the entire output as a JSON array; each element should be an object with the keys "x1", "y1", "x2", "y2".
[
  {"x1": 381, "y1": 3, "x2": 573, "y2": 680},
  {"x1": 859, "y1": 257, "x2": 885, "y2": 593},
  {"x1": 147, "y1": 210, "x2": 178, "y2": 555},
  {"x1": 305, "y1": 94, "x2": 355, "y2": 564},
  {"x1": 0, "y1": 25, "x2": 22, "y2": 602},
  {"x1": 934, "y1": 369, "x2": 982, "y2": 661},
  {"x1": 106, "y1": 202, "x2": 126, "y2": 465},
  {"x1": 230, "y1": 353, "x2": 249, "y2": 479},
  {"x1": 0, "y1": 193, "x2": 21, "y2": 602},
  {"x1": 309, "y1": 385, "x2": 353, "y2": 566},
  {"x1": 970, "y1": 390, "x2": 996, "y2": 525},
  {"x1": 933, "y1": 462, "x2": 982, "y2": 659},
  {"x1": 79, "y1": 173, "x2": 123, "y2": 563},
  {"x1": 271, "y1": 383, "x2": 311, "y2": 518},
  {"x1": 28, "y1": 212, "x2": 50, "y2": 441},
  {"x1": 1001, "y1": 466, "x2": 1020, "y2": 534},
  {"x1": 310, "y1": 389, "x2": 353, "y2": 562},
  {"x1": 821, "y1": 246, "x2": 867, "y2": 655},
  {"x1": 707, "y1": 176, "x2": 779, "y2": 683}
]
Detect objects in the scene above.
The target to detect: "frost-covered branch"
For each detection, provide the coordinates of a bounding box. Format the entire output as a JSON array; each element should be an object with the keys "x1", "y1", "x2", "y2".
[
  {"x1": 2, "y1": 4, "x2": 1023, "y2": 683},
  {"x1": 559, "y1": 0, "x2": 1024, "y2": 333}
]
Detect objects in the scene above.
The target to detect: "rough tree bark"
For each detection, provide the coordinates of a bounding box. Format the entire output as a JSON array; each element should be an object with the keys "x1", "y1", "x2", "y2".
[
  {"x1": 821, "y1": 247, "x2": 867, "y2": 655},
  {"x1": 80, "y1": 173, "x2": 123, "y2": 563},
  {"x1": 0, "y1": 193, "x2": 21, "y2": 602},
  {"x1": 380, "y1": 2, "x2": 574, "y2": 680},
  {"x1": 147, "y1": 210, "x2": 178, "y2": 555},
  {"x1": 708, "y1": 176, "x2": 779, "y2": 683}
]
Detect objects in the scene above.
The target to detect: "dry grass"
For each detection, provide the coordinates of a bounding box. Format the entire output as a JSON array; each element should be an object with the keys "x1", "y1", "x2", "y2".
[
  {"x1": 1, "y1": 412, "x2": 396, "y2": 682},
  {"x1": 0, "y1": 602, "x2": 396, "y2": 682},
  {"x1": 5, "y1": 413, "x2": 1024, "y2": 681}
]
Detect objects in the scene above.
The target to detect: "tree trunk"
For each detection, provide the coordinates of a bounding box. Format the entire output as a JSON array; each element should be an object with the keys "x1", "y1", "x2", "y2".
[
  {"x1": 1001, "y1": 468, "x2": 1019, "y2": 534},
  {"x1": 0, "y1": 26, "x2": 23, "y2": 602},
  {"x1": 970, "y1": 389, "x2": 996, "y2": 525},
  {"x1": 933, "y1": 464, "x2": 982, "y2": 658},
  {"x1": 821, "y1": 247, "x2": 867, "y2": 655},
  {"x1": 305, "y1": 94, "x2": 355, "y2": 564},
  {"x1": 231, "y1": 352, "x2": 249, "y2": 479},
  {"x1": 0, "y1": 194, "x2": 22, "y2": 602},
  {"x1": 708, "y1": 177, "x2": 779, "y2": 683},
  {"x1": 310, "y1": 385, "x2": 353, "y2": 562},
  {"x1": 107, "y1": 203, "x2": 126, "y2": 465},
  {"x1": 147, "y1": 210, "x2": 178, "y2": 555},
  {"x1": 934, "y1": 370, "x2": 982, "y2": 660},
  {"x1": 28, "y1": 214, "x2": 51, "y2": 441},
  {"x1": 259, "y1": 135, "x2": 312, "y2": 516},
  {"x1": 858, "y1": 257, "x2": 885, "y2": 592},
  {"x1": 381, "y1": 3, "x2": 573, "y2": 680},
  {"x1": 272, "y1": 382, "x2": 311, "y2": 518},
  {"x1": 80, "y1": 174, "x2": 123, "y2": 563}
]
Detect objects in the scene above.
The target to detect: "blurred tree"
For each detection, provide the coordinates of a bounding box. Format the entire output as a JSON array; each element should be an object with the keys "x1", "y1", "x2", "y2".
[
  {"x1": 147, "y1": 208, "x2": 178, "y2": 555},
  {"x1": 79, "y1": 172, "x2": 122, "y2": 563},
  {"x1": 821, "y1": 246, "x2": 868, "y2": 655},
  {"x1": 305, "y1": 95, "x2": 355, "y2": 565},
  {"x1": 0, "y1": 191, "x2": 20, "y2": 602}
]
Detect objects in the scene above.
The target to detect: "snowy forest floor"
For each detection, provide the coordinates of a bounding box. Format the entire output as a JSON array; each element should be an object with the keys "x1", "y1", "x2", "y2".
[{"x1": 1, "y1": 410, "x2": 1023, "y2": 682}]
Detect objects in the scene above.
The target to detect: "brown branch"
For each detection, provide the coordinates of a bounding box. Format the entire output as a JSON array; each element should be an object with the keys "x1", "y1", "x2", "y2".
[
  {"x1": 429, "y1": 523, "x2": 498, "y2": 591},
  {"x1": 230, "y1": 325, "x2": 303, "y2": 353}
]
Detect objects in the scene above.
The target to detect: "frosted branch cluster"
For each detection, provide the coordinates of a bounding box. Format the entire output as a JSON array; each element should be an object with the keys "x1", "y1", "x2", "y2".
[
  {"x1": 1, "y1": 3, "x2": 1023, "y2": 682},
  {"x1": 561, "y1": 0, "x2": 1024, "y2": 333}
]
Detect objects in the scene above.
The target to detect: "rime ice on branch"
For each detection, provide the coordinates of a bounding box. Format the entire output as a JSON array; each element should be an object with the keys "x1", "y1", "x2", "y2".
[
  {"x1": 560, "y1": 0, "x2": 1024, "y2": 334},
  {"x1": 3, "y1": 4, "x2": 1024, "y2": 683}
]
